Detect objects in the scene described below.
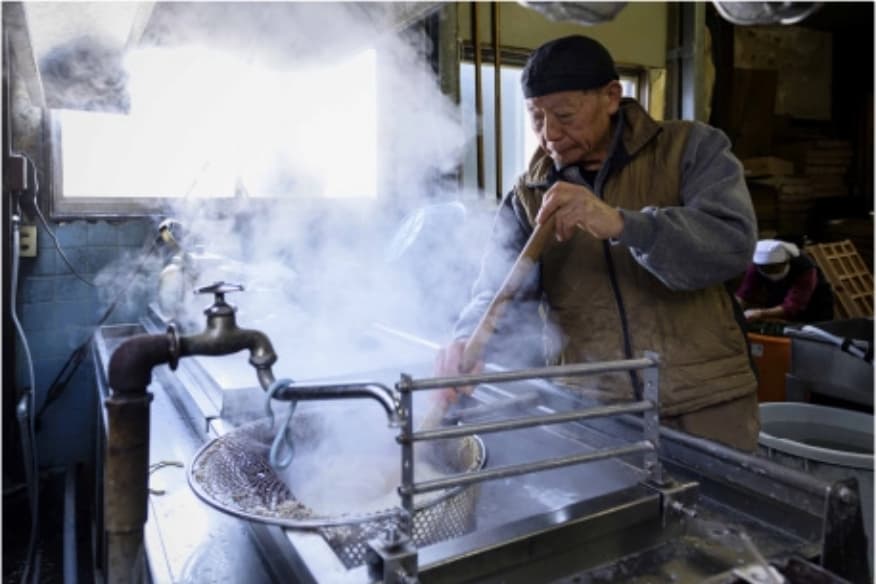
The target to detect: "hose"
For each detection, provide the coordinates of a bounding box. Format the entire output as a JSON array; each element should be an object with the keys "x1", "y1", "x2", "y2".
[
  {"x1": 11, "y1": 213, "x2": 40, "y2": 584},
  {"x1": 265, "y1": 378, "x2": 297, "y2": 469}
]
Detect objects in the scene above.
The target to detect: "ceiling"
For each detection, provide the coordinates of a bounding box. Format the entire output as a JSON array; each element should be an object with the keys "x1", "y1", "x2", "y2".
[{"x1": 6, "y1": 1, "x2": 850, "y2": 114}]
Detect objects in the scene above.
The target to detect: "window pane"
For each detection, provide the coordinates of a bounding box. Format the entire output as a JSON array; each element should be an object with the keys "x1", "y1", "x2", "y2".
[
  {"x1": 620, "y1": 76, "x2": 639, "y2": 100},
  {"x1": 58, "y1": 47, "x2": 378, "y2": 200},
  {"x1": 460, "y1": 62, "x2": 531, "y2": 197}
]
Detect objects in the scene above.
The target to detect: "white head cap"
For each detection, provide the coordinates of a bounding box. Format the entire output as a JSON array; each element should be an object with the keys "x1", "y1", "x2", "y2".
[{"x1": 753, "y1": 239, "x2": 800, "y2": 265}]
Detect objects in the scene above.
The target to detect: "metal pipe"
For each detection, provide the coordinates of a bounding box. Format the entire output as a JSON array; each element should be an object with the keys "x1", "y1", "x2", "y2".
[
  {"x1": 274, "y1": 381, "x2": 402, "y2": 427},
  {"x1": 104, "y1": 285, "x2": 280, "y2": 583},
  {"x1": 398, "y1": 357, "x2": 658, "y2": 391},
  {"x1": 660, "y1": 425, "x2": 830, "y2": 496},
  {"x1": 402, "y1": 441, "x2": 654, "y2": 495},
  {"x1": 178, "y1": 327, "x2": 277, "y2": 385},
  {"x1": 441, "y1": 391, "x2": 541, "y2": 424},
  {"x1": 399, "y1": 374, "x2": 416, "y2": 539},
  {"x1": 63, "y1": 466, "x2": 78, "y2": 584},
  {"x1": 177, "y1": 283, "x2": 278, "y2": 390},
  {"x1": 492, "y1": 1, "x2": 503, "y2": 201},
  {"x1": 107, "y1": 333, "x2": 175, "y2": 393},
  {"x1": 640, "y1": 352, "x2": 665, "y2": 485},
  {"x1": 471, "y1": 2, "x2": 485, "y2": 193},
  {"x1": 105, "y1": 333, "x2": 170, "y2": 584},
  {"x1": 105, "y1": 332, "x2": 172, "y2": 584},
  {"x1": 256, "y1": 367, "x2": 276, "y2": 392},
  {"x1": 104, "y1": 385, "x2": 155, "y2": 584},
  {"x1": 407, "y1": 401, "x2": 654, "y2": 442}
]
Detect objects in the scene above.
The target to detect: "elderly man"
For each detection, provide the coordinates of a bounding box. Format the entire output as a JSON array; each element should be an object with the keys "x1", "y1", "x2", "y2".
[{"x1": 436, "y1": 35, "x2": 760, "y2": 451}]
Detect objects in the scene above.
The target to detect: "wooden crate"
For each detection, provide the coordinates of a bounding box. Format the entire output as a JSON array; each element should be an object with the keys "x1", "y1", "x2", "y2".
[{"x1": 805, "y1": 240, "x2": 874, "y2": 318}]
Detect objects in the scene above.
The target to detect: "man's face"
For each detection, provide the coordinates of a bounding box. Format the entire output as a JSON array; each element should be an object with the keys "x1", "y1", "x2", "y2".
[{"x1": 525, "y1": 84, "x2": 620, "y2": 170}]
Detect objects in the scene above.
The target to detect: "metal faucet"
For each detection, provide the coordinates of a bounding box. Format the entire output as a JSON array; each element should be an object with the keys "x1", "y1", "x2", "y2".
[
  {"x1": 173, "y1": 282, "x2": 404, "y2": 425},
  {"x1": 173, "y1": 282, "x2": 278, "y2": 390},
  {"x1": 270, "y1": 381, "x2": 404, "y2": 427}
]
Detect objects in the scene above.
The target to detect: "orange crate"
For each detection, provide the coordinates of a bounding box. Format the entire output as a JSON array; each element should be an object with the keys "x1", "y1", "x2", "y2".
[{"x1": 747, "y1": 332, "x2": 792, "y2": 402}]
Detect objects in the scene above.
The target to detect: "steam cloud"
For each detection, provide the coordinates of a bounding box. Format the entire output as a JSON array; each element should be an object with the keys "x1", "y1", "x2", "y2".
[
  {"x1": 78, "y1": 3, "x2": 561, "y2": 513},
  {"x1": 89, "y1": 2, "x2": 551, "y2": 384}
]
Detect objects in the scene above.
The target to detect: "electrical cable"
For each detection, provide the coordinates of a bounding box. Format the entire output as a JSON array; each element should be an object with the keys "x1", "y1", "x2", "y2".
[
  {"x1": 25, "y1": 160, "x2": 97, "y2": 288},
  {"x1": 9, "y1": 153, "x2": 160, "y2": 581},
  {"x1": 34, "y1": 235, "x2": 159, "y2": 424},
  {"x1": 11, "y1": 214, "x2": 40, "y2": 584},
  {"x1": 15, "y1": 154, "x2": 163, "y2": 424}
]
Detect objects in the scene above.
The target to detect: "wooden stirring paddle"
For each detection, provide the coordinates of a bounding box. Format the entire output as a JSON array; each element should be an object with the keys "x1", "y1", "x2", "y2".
[{"x1": 422, "y1": 215, "x2": 557, "y2": 430}]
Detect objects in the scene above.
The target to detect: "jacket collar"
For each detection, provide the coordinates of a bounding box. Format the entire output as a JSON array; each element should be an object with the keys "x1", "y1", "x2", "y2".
[{"x1": 524, "y1": 98, "x2": 662, "y2": 190}]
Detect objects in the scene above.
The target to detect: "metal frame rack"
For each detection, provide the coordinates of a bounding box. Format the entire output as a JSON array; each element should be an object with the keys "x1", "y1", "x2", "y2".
[{"x1": 266, "y1": 354, "x2": 664, "y2": 583}]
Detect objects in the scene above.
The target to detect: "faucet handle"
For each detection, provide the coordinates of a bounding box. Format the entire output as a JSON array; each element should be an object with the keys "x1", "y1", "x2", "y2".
[
  {"x1": 195, "y1": 281, "x2": 244, "y2": 308},
  {"x1": 195, "y1": 281, "x2": 244, "y2": 295}
]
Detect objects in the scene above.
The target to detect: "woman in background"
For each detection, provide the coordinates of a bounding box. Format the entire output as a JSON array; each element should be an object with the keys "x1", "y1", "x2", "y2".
[{"x1": 736, "y1": 239, "x2": 834, "y2": 324}]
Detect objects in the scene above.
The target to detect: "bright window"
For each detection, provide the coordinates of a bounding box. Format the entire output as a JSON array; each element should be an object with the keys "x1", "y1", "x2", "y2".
[{"x1": 53, "y1": 46, "x2": 378, "y2": 213}]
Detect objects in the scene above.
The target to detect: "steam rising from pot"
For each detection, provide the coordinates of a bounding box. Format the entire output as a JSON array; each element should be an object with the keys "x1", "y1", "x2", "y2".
[{"x1": 82, "y1": 2, "x2": 553, "y2": 384}]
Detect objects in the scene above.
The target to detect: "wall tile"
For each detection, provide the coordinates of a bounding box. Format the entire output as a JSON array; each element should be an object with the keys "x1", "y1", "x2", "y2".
[
  {"x1": 19, "y1": 277, "x2": 54, "y2": 304},
  {"x1": 88, "y1": 246, "x2": 121, "y2": 274},
  {"x1": 118, "y1": 219, "x2": 154, "y2": 247},
  {"x1": 30, "y1": 357, "x2": 66, "y2": 403},
  {"x1": 87, "y1": 221, "x2": 119, "y2": 246},
  {"x1": 54, "y1": 247, "x2": 92, "y2": 276},
  {"x1": 34, "y1": 221, "x2": 50, "y2": 250},
  {"x1": 14, "y1": 218, "x2": 159, "y2": 468},
  {"x1": 54, "y1": 221, "x2": 88, "y2": 248},
  {"x1": 19, "y1": 301, "x2": 57, "y2": 332},
  {"x1": 40, "y1": 365, "x2": 97, "y2": 459},
  {"x1": 62, "y1": 325, "x2": 95, "y2": 354},
  {"x1": 54, "y1": 299, "x2": 101, "y2": 328},
  {"x1": 54, "y1": 275, "x2": 96, "y2": 302},
  {"x1": 22, "y1": 247, "x2": 58, "y2": 276},
  {"x1": 23, "y1": 330, "x2": 70, "y2": 361}
]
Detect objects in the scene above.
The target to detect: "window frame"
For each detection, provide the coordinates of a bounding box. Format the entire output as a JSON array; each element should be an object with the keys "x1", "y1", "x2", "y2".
[
  {"x1": 45, "y1": 115, "x2": 386, "y2": 221},
  {"x1": 459, "y1": 42, "x2": 651, "y2": 109},
  {"x1": 46, "y1": 110, "x2": 171, "y2": 218},
  {"x1": 457, "y1": 43, "x2": 651, "y2": 199},
  {"x1": 43, "y1": 52, "x2": 388, "y2": 220}
]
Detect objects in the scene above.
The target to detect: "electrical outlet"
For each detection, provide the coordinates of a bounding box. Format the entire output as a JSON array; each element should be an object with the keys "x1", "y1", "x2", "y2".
[{"x1": 19, "y1": 225, "x2": 37, "y2": 257}]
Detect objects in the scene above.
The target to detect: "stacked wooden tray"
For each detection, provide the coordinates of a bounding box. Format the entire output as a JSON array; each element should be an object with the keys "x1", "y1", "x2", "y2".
[{"x1": 805, "y1": 239, "x2": 874, "y2": 318}]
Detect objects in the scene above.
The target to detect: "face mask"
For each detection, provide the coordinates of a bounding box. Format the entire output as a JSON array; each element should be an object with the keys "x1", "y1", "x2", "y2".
[{"x1": 758, "y1": 264, "x2": 790, "y2": 281}]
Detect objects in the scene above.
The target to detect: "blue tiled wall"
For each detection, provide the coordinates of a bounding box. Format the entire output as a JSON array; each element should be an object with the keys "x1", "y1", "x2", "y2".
[{"x1": 14, "y1": 218, "x2": 156, "y2": 468}]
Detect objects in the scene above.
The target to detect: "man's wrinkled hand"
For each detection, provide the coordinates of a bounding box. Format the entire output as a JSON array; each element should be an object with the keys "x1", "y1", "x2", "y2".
[
  {"x1": 433, "y1": 339, "x2": 483, "y2": 406},
  {"x1": 535, "y1": 180, "x2": 624, "y2": 242}
]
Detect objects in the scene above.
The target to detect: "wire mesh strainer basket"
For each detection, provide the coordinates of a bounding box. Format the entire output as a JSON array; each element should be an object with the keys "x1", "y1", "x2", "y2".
[{"x1": 188, "y1": 416, "x2": 485, "y2": 568}]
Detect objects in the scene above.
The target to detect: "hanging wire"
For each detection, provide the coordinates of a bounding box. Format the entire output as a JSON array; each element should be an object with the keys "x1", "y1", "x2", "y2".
[
  {"x1": 24, "y1": 160, "x2": 97, "y2": 287},
  {"x1": 11, "y1": 213, "x2": 40, "y2": 584},
  {"x1": 16, "y1": 154, "x2": 163, "y2": 425}
]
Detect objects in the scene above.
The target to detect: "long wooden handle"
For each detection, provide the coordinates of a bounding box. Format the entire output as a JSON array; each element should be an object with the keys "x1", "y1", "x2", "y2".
[{"x1": 461, "y1": 216, "x2": 555, "y2": 372}]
